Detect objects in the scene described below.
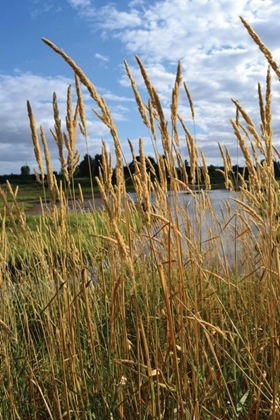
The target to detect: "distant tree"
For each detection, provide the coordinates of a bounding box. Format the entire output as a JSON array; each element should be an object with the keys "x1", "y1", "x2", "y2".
[
  {"x1": 146, "y1": 156, "x2": 159, "y2": 179},
  {"x1": 274, "y1": 161, "x2": 280, "y2": 179},
  {"x1": 78, "y1": 153, "x2": 103, "y2": 178},
  {"x1": 128, "y1": 155, "x2": 159, "y2": 177},
  {"x1": 128, "y1": 156, "x2": 141, "y2": 175},
  {"x1": 20, "y1": 164, "x2": 30, "y2": 180},
  {"x1": 92, "y1": 154, "x2": 103, "y2": 177},
  {"x1": 78, "y1": 154, "x2": 94, "y2": 177}
]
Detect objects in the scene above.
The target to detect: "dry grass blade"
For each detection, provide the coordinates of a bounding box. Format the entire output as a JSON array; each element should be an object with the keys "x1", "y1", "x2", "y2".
[
  {"x1": 0, "y1": 319, "x2": 16, "y2": 341},
  {"x1": 51, "y1": 92, "x2": 68, "y2": 182},
  {"x1": 264, "y1": 66, "x2": 273, "y2": 169},
  {"x1": 201, "y1": 151, "x2": 211, "y2": 190},
  {"x1": 178, "y1": 114, "x2": 198, "y2": 183},
  {"x1": 146, "y1": 99, "x2": 157, "y2": 140},
  {"x1": 218, "y1": 143, "x2": 232, "y2": 190},
  {"x1": 230, "y1": 197, "x2": 265, "y2": 225},
  {"x1": 65, "y1": 85, "x2": 75, "y2": 154},
  {"x1": 183, "y1": 82, "x2": 195, "y2": 120},
  {"x1": 75, "y1": 73, "x2": 87, "y2": 136},
  {"x1": 232, "y1": 98, "x2": 265, "y2": 155},
  {"x1": 27, "y1": 100, "x2": 44, "y2": 181},
  {"x1": 42, "y1": 38, "x2": 108, "y2": 117},
  {"x1": 124, "y1": 60, "x2": 150, "y2": 129},
  {"x1": 240, "y1": 16, "x2": 280, "y2": 81},
  {"x1": 41, "y1": 38, "x2": 126, "y2": 201},
  {"x1": 230, "y1": 119, "x2": 261, "y2": 194},
  {"x1": 65, "y1": 86, "x2": 80, "y2": 179},
  {"x1": 258, "y1": 82, "x2": 266, "y2": 134},
  {"x1": 0, "y1": 187, "x2": 18, "y2": 236},
  {"x1": 40, "y1": 126, "x2": 57, "y2": 212},
  {"x1": 157, "y1": 264, "x2": 184, "y2": 413},
  {"x1": 30, "y1": 380, "x2": 55, "y2": 420},
  {"x1": 171, "y1": 61, "x2": 182, "y2": 146},
  {"x1": 152, "y1": 86, "x2": 171, "y2": 157},
  {"x1": 139, "y1": 138, "x2": 151, "y2": 223},
  {"x1": 135, "y1": 55, "x2": 156, "y2": 109}
]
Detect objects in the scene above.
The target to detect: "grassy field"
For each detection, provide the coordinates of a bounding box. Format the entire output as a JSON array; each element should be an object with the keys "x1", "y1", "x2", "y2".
[{"x1": 1, "y1": 17, "x2": 280, "y2": 419}]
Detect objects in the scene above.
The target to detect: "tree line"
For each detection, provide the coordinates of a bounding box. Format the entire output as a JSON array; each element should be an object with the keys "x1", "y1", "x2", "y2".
[{"x1": 2, "y1": 154, "x2": 280, "y2": 186}]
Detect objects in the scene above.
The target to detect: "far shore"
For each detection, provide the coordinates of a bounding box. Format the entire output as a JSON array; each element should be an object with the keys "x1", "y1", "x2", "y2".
[{"x1": 25, "y1": 192, "x2": 105, "y2": 215}]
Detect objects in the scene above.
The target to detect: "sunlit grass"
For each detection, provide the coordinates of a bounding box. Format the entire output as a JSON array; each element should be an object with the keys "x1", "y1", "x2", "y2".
[{"x1": 1, "y1": 17, "x2": 280, "y2": 419}]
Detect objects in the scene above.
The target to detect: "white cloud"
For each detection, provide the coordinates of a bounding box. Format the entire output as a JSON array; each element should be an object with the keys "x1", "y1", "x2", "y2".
[
  {"x1": 128, "y1": 0, "x2": 145, "y2": 7},
  {"x1": 102, "y1": 92, "x2": 134, "y2": 102},
  {"x1": 83, "y1": 0, "x2": 280, "y2": 165},
  {"x1": 96, "y1": 5, "x2": 142, "y2": 30},
  {"x1": 0, "y1": 72, "x2": 110, "y2": 174},
  {"x1": 3, "y1": 0, "x2": 280, "y2": 173},
  {"x1": 68, "y1": 0, "x2": 91, "y2": 7},
  {"x1": 95, "y1": 53, "x2": 109, "y2": 62}
]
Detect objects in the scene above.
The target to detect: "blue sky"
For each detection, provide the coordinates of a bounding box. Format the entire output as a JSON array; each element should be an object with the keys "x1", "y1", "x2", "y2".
[{"x1": 1, "y1": 0, "x2": 280, "y2": 175}]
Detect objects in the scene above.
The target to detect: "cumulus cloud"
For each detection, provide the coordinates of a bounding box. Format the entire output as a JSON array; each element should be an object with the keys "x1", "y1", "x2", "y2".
[
  {"x1": 0, "y1": 72, "x2": 111, "y2": 174},
  {"x1": 70, "y1": 0, "x2": 280, "y2": 165},
  {"x1": 3, "y1": 0, "x2": 280, "y2": 174}
]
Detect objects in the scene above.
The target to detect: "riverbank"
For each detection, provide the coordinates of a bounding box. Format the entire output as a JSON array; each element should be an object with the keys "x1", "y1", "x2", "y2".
[{"x1": 25, "y1": 192, "x2": 105, "y2": 215}]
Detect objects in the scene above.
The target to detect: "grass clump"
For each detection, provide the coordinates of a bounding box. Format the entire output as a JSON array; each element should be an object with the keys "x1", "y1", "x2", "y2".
[{"x1": 1, "y1": 17, "x2": 280, "y2": 419}]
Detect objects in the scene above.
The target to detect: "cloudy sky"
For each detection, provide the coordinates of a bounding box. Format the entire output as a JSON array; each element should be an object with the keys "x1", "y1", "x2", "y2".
[{"x1": 1, "y1": 0, "x2": 280, "y2": 175}]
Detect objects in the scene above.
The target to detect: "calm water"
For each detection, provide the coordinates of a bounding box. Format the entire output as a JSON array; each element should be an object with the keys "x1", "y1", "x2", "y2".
[
  {"x1": 130, "y1": 189, "x2": 259, "y2": 274},
  {"x1": 175, "y1": 189, "x2": 259, "y2": 273}
]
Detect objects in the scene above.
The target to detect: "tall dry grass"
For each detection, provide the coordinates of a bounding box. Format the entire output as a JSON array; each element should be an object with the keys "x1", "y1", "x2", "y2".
[{"x1": 0, "y1": 16, "x2": 280, "y2": 419}]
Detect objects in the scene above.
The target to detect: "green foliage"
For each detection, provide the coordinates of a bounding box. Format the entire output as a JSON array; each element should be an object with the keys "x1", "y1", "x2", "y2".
[
  {"x1": 78, "y1": 153, "x2": 103, "y2": 178},
  {"x1": 20, "y1": 164, "x2": 30, "y2": 180}
]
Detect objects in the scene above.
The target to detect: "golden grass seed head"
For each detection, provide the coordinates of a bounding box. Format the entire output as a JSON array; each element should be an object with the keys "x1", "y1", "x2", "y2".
[
  {"x1": 151, "y1": 87, "x2": 171, "y2": 156},
  {"x1": 124, "y1": 59, "x2": 150, "y2": 129},
  {"x1": 232, "y1": 98, "x2": 255, "y2": 128},
  {"x1": 264, "y1": 66, "x2": 273, "y2": 169},
  {"x1": 258, "y1": 82, "x2": 266, "y2": 131},
  {"x1": 201, "y1": 151, "x2": 211, "y2": 191},
  {"x1": 177, "y1": 113, "x2": 198, "y2": 179},
  {"x1": 147, "y1": 99, "x2": 157, "y2": 140},
  {"x1": 40, "y1": 125, "x2": 56, "y2": 212},
  {"x1": 170, "y1": 61, "x2": 182, "y2": 147},
  {"x1": 135, "y1": 55, "x2": 157, "y2": 109},
  {"x1": 218, "y1": 143, "x2": 232, "y2": 190},
  {"x1": 183, "y1": 82, "x2": 195, "y2": 120},
  {"x1": 240, "y1": 17, "x2": 280, "y2": 82},
  {"x1": 42, "y1": 38, "x2": 107, "y2": 112},
  {"x1": 27, "y1": 100, "x2": 44, "y2": 180},
  {"x1": 78, "y1": 183, "x2": 84, "y2": 208},
  {"x1": 66, "y1": 85, "x2": 75, "y2": 150},
  {"x1": 230, "y1": 119, "x2": 261, "y2": 194},
  {"x1": 52, "y1": 93, "x2": 69, "y2": 182},
  {"x1": 75, "y1": 73, "x2": 87, "y2": 136}
]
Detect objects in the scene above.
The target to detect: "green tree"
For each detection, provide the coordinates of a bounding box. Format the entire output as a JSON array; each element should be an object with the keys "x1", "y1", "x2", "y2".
[
  {"x1": 92, "y1": 154, "x2": 102, "y2": 177},
  {"x1": 20, "y1": 164, "x2": 30, "y2": 180},
  {"x1": 78, "y1": 154, "x2": 94, "y2": 177},
  {"x1": 78, "y1": 153, "x2": 103, "y2": 178}
]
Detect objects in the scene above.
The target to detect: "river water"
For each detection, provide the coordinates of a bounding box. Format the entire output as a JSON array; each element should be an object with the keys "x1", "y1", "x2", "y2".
[{"x1": 129, "y1": 189, "x2": 261, "y2": 275}]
